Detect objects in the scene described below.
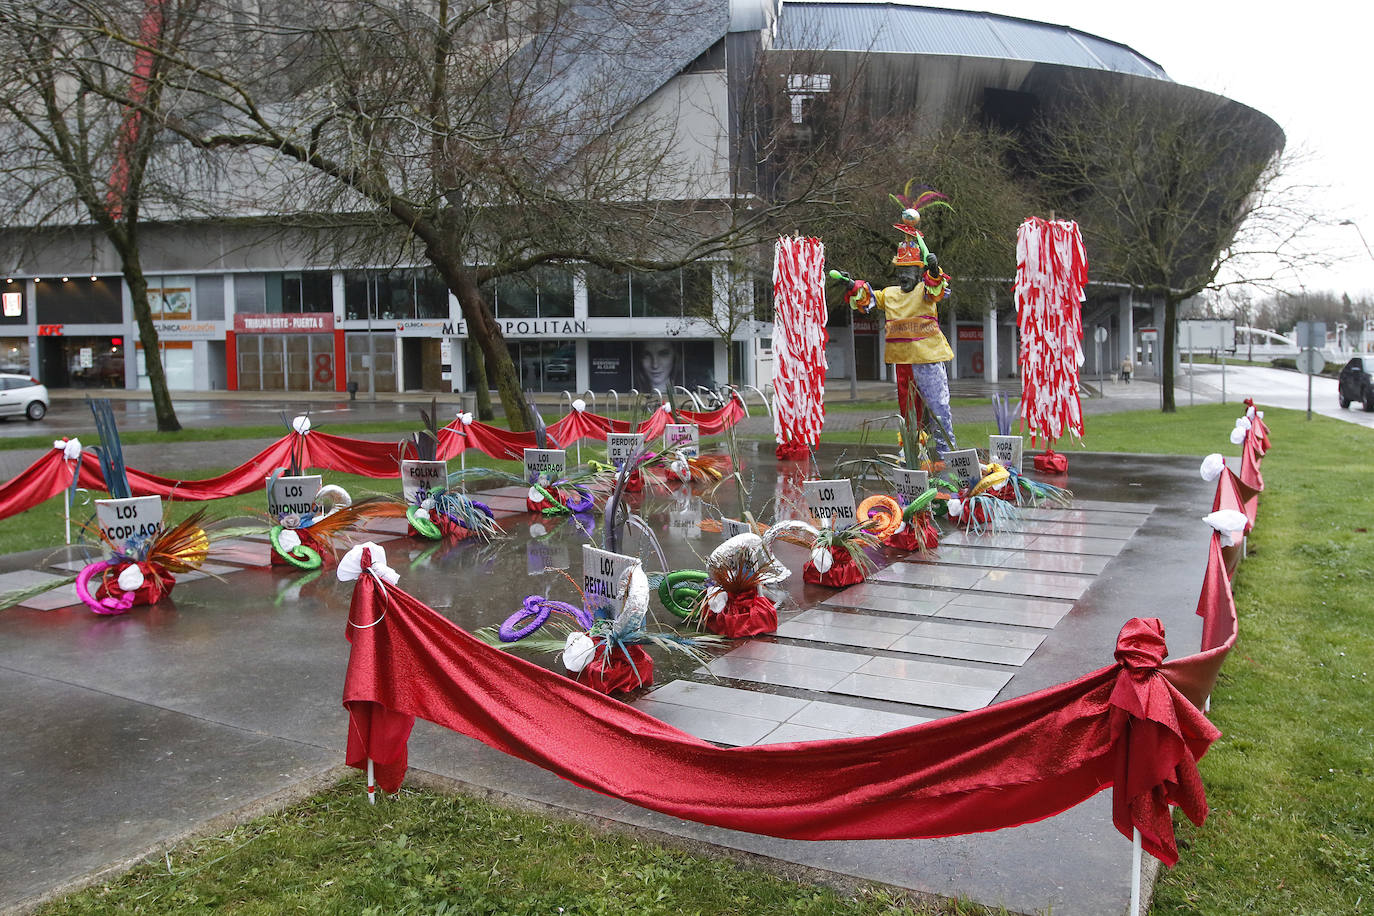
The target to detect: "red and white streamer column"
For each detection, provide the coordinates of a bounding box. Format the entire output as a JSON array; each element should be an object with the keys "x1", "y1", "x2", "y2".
[
  {"x1": 1014, "y1": 217, "x2": 1089, "y2": 446},
  {"x1": 771, "y1": 237, "x2": 828, "y2": 454}
]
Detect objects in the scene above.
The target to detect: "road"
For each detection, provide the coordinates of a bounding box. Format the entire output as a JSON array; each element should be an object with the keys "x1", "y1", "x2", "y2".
[{"x1": 1186, "y1": 364, "x2": 1374, "y2": 430}]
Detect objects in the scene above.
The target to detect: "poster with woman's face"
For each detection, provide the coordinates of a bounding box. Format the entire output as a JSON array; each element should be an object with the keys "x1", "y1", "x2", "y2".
[{"x1": 633, "y1": 340, "x2": 715, "y2": 393}]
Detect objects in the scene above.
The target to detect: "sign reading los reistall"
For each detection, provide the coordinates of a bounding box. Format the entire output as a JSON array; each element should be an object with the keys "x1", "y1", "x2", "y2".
[
  {"x1": 582, "y1": 545, "x2": 640, "y2": 613},
  {"x1": 803, "y1": 478, "x2": 857, "y2": 528},
  {"x1": 988, "y1": 436, "x2": 1024, "y2": 473},
  {"x1": 943, "y1": 448, "x2": 981, "y2": 489},
  {"x1": 523, "y1": 448, "x2": 566, "y2": 483},
  {"x1": 890, "y1": 467, "x2": 930, "y2": 501},
  {"x1": 401, "y1": 459, "x2": 447, "y2": 504},
  {"x1": 607, "y1": 433, "x2": 645, "y2": 469},
  {"x1": 95, "y1": 495, "x2": 163, "y2": 548},
  {"x1": 664, "y1": 424, "x2": 699, "y2": 457},
  {"x1": 267, "y1": 474, "x2": 323, "y2": 519}
]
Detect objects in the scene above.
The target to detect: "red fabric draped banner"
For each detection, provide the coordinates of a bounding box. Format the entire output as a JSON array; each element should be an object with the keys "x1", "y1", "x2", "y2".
[
  {"x1": 341, "y1": 555, "x2": 1230, "y2": 866},
  {"x1": 0, "y1": 402, "x2": 745, "y2": 522}
]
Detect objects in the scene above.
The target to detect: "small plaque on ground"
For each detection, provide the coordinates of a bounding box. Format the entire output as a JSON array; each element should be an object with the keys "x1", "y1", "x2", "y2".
[
  {"x1": 607, "y1": 433, "x2": 645, "y2": 468},
  {"x1": 803, "y1": 478, "x2": 858, "y2": 529},
  {"x1": 943, "y1": 449, "x2": 981, "y2": 489},
  {"x1": 988, "y1": 436, "x2": 1024, "y2": 473},
  {"x1": 401, "y1": 459, "x2": 447, "y2": 504},
  {"x1": 95, "y1": 495, "x2": 165, "y2": 549},
  {"x1": 664, "y1": 424, "x2": 699, "y2": 457},
  {"x1": 524, "y1": 448, "x2": 566, "y2": 484},
  {"x1": 582, "y1": 545, "x2": 641, "y2": 613},
  {"x1": 266, "y1": 475, "x2": 322, "y2": 521},
  {"x1": 890, "y1": 467, "x2": 929, "y2": 501},
  {"x1": 721, "y1": 517, "x2": 753, "y2": 539}
]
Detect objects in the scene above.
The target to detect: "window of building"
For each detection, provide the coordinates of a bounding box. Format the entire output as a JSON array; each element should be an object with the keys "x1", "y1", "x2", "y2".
[
  {"x1": 264, "y1": 271, "x2": 332, "y2": 313},
  {"x1": 344, "y1": 269, "x2": 449, "y2": 320},
  {"x1": 146, "y1": 275, "x2": 194, "y2": 319},
  {"x1": 195, "y1": 275, "x2": 225, "y2": 320},
  {"x1": 34, "y1": 276, "x2": 123, "y2": 324},
  {"x1": 586, "y1": 266, "x2": 629, "y2": 317}
]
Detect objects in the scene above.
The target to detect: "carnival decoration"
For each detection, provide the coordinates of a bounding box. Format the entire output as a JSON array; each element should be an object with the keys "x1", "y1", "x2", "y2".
[
  {"x1": 478, "y1": 565, "x2": 721, "y2": 696},
  {"x1": 1014, "y1": 216, "x2": 1089, "y2": 472},
  {"x1": 658, "y1": 521, "x2": 798, "y2": 636},
  {"x1": 861, "y1": 489, "x2": 940, "y2": 552},
  {"x1": 798, "y1": 519, "x2": 882, "y2": 587},
  {"x1": 772, "y1": 236, "x2": 829, "y2": 460},
  {"x1": 930, "y1": 463, "x2": 1020, "y2": 533},
  {"x1": 831, "y1": 182, "x2": 957, "y2": 449}
]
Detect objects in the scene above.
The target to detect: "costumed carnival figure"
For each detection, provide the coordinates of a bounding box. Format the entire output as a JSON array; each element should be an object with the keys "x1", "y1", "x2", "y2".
[{"x1": 833, "y1": 185, "x2": 958, "y2": 450}]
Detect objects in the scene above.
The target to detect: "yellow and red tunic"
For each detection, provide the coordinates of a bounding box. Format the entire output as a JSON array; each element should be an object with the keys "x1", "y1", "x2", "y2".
[{"x1": 853, "y1": 279, "x2": 952, "y2": 365}]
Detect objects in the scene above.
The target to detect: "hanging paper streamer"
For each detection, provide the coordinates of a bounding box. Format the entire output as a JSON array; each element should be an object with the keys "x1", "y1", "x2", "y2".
[
  {"x1": 771, "y1": 236, "x2": 828, "y2": 460},
  {"x1": 1014, "y1": 217, "x2": 1088, "y2": 450}
]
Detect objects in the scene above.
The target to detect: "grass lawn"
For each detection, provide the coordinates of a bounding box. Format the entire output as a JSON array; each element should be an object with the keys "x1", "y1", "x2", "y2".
[
  {"x1": 19, "y1": 405, "x2": 1374, "y2": 915},
  {"x1": 38, "y1": 784, "x2": 996, "y2": 916}
]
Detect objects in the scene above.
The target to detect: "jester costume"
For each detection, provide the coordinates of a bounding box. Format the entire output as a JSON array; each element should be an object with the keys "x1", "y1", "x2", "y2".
[{"x1": 842, "y1": 185, "x2": 958, "y2": 450}]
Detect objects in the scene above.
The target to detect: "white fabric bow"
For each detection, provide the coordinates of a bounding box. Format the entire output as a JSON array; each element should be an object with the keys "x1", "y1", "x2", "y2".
[
  {"x1": 337, "y1": 542, "x2": 400, "y2": 585},
  {"x1": 292, "y1": 415, "x2": 312, "y2": 435},
  {"x1": 54, "y1": 438, "x2": 82, "y2": 461},
  {"x1": 117, "y1": 564, "x2": 146, "y2": 591},
  {"x1": 1234, "y1": 417, "x2": 1252, "y2": 431},
  {"x1": 562, "y1": 632, "x2": 596, "y2": 672},
  {"x1": 1229, "y1": 427, "x2": 1247, "y2": 445},
  {"x1": 457, "y1": 411, "x2": 473, "y2": 426},
  {"x1": 1203, "y1": 509, "x2": 1249, "y2": 547},
  {"x1": 1199, "y1": 453, "x2": 1226, "y2": 482},
  {"x1": 571, "y1": 398, "x2": 586, "y2": 412}
]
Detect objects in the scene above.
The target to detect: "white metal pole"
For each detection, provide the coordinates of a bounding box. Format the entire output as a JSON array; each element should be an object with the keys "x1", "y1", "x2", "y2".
[
  {"x1": 1130, "y1": 828, "x2": 1143, "y2": 915},
  {"x1": 366, "y1": 758, "x2": 376, "y2": 804},
  {"x1": 64, "y1": 489, "x2": 71, "y2": 545}
]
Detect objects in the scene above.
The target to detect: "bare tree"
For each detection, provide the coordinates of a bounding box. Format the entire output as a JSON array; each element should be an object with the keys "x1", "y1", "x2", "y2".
[
  {"x1": 1031, "y1": 78, "x2": 1320, "y2": 411},
  {"x1": 0, "y1": 0, "x2": 192, "y2": 430},
  {"x1": 63, "y1": 0, "x2": 883, "y2": 429}
]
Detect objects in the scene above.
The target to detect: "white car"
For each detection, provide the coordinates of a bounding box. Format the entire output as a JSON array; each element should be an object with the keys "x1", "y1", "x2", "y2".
[{"x1": 0, "y1": 374, "x2": 49, "y2": 420}]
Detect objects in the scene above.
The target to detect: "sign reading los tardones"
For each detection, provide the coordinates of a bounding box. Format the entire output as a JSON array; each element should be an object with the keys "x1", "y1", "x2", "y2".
[{"x1": 803, "y1": 478, "x2": 857, "y2": 529}]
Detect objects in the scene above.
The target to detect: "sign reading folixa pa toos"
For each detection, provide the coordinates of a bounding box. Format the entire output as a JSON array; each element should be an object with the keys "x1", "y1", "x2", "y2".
[
  {"x1": 267, "y1": 475, "x2": 323, "y2": 520},
  {"x1": 401, "y1": 460, "x2": 447, "y2": 504},
  {"x1": 95, "y1": 495, "x2": 164, "y2": 547}
]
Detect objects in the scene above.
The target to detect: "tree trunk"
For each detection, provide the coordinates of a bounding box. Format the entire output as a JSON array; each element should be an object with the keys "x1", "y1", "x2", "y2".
[
  {"x1": 467, "y1": 337, "x2": 494, "y2": 421},
  {"x1": 443, "y1": 266, "x2": 533, "y2": 431},
  {"x1": 1161, "y1": 296, "x2": 1178, "y2": 413},
  {"x1": 117, "y1": 245, "x2": 182, "y2": 432}
]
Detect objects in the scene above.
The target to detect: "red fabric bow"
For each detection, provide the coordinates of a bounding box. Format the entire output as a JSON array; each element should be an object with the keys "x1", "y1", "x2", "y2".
[{"x1": 703, "y1": 592, "x2": 777, "y2": 638}]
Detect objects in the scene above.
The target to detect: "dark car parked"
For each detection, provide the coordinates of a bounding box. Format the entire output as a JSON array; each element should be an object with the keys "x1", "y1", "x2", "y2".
[{"x1": 1338, "y1": 357, "x2": 1374, "y2": 411}]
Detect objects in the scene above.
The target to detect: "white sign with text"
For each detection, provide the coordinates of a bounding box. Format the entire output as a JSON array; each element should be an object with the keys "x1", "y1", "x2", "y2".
[
  {"x1": 523, "y1": 448, "x2": 566, "y2": 484},
  {"x1": 267, "y1": 474, "x2": 323, "y2": 520},
  {"x1": 720, "y1": 517, "x2": 753, "y2": 539},
  {"x1": 401, "y1": 459, "x2": 447, "y2": 504},
  {"x1": 582, "y1": 545, "x2": 641, "y2": 612},
  {"x1": 607, "y1": 433, "x2": 645, "y2": 469},
  {"x1": 890, "y1": 467, "x2": 930, "y2": 501},
  {"x1": 95, "y1": 495, "x2": 164, "y2": 549},
  {"x1": 664, "y1": 424, "x2": 699, "y2": 457},
  {"x1": 988, "y1": 436, "x2": 1024, "y2": 474},
  {"x1": 803, "y1": 478, "x2": 858, "y2": 529},
  {"x1": 943, "y1": 449, "x2": 982, "y2": 490}
]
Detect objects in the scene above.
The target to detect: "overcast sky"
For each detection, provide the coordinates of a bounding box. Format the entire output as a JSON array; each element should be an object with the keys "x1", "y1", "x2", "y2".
[{"x1": 924, "y1": 1, "x2": 1373, "y2": 302}]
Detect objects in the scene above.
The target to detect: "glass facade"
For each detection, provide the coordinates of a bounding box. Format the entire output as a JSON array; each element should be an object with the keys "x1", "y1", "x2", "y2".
[{"x1": 344, "y1": 269, "x2": 449, "y2": 320}]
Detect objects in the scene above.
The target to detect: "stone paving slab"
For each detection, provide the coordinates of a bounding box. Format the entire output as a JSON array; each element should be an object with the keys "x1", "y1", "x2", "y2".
[{"x1": 820, "y1": 583, "x2": 959, "y2": 615}]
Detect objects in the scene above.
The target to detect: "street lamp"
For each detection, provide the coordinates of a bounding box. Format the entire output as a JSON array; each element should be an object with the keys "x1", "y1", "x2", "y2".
[{"x1": 1338, "y1": 219, "x2": 1374, "y2": 262}]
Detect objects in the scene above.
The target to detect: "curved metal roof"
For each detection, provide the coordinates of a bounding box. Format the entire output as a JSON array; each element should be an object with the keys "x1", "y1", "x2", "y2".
[{"x1": 775, "y1": 2, "x2": 1170, "y2": 80}]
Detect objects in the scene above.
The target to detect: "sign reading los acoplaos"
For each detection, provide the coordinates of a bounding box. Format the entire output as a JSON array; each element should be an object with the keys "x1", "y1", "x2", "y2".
[{"x1": 95, "y1": 495, "x2": 163, "y2": 548}]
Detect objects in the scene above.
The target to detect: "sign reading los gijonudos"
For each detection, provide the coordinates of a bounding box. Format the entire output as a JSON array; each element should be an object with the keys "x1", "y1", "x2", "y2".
[
  {"x1": 607, "y1": 433, "x2": 645, "y2": 469},
  {"x1": 582, "y1": 545, "x2": 640, "y2": 612},
  {"x1": 943, "y1": 449, "x2": 981, "y2": 490},
  {"x1": 267, "y1": 474, "x2": 323, "y2": 520},
  {"x1": 95, "y1": 495, "x2": 163, "y2": 549},
  {"x1": 523, "y1": 448, "x2": 566, "y2": 484},
  {"x1": 803, "y1": 478, "x2": 857, "y2": 528},
  {"x1": 989, "y1": 436, "x2": 1024, "y2": 474},
  {"x1": 890, "y1": 467, "x2": 930, "y2": 501},
  {"x1": 664, "y1": 424, "x2": 699, "y2": 457},
  {"x1": 401, "y1": 459, "x2": 447, "y2": 504}
]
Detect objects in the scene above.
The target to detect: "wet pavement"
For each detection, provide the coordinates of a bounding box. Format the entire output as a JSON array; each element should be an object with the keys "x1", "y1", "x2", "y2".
[{"x1": 0, "y1": 438, "x2": 1219, "y2": 915}]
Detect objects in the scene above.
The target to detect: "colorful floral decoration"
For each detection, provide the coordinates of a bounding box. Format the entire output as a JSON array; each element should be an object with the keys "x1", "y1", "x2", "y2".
[
  {"x1": 931, "y1": 463, "x2": 1020, "y2": 533},
  {"x1": 768, "y1": 517, "x2": 882, "y2": 588},
  {"x1": 478, "y1": 566, "x2": 722, "y2": 697},
  {"x1": 860, "y1": 489, "x2": 940, "y2": 552},
  {"x1": 268, "y1": 482, "x2": 373, "y2": 569},
  {"x1": 1014, "y1": 216, "x2": 1089, "y2": 471},
  {"x1": 772, "y1": 235, "x2": 829, "y2": 460}
]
